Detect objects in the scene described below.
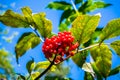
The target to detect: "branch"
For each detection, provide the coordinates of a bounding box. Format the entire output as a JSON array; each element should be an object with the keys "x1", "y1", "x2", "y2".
[
  {"x1": 35, "y1": 43, "x2": 110, "y2": 79},
  {"x1": 30, "y1": 25, "x2": 44, "y2": 42},
  {"x1": 35, "y1": 54, "x2": 57, "y2": 80}
]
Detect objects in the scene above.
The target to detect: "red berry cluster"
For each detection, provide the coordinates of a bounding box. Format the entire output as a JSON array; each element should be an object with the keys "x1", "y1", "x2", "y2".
[{"x1": 42, "y1": 31, "x2": 79, "y2": 63}]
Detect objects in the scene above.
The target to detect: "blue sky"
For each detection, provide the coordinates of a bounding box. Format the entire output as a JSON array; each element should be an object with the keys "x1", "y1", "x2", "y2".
[{"x1": 0, "y1": 0, "x2": 120, "y2": 80}]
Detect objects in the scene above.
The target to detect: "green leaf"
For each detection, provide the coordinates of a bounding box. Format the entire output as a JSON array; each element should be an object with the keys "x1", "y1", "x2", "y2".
[
  {"x1": 90, "y1": 44, "x2": 112, "y2": 77},
  {"x1": 32, "y1": 13, "x2": 52, "y2": 38},
  {"x1": 59, "y1": 13, "x2": 79, "y2": 32},
  {"x1": 0, "y1": 10, "x2": 29, "y2": 28},
  {"x1": 86, "y1": 2, "x2": 111, "y2": 13},
  {"x1": 15, "y1": 32, "x2": 41, "y2": 63},
  {"x1": 94, "y1": 2, "x2": 111, "y2": 8},
  {"x1": 26, "y1": 58, "x2": 35, "y2": 74},
  {"x1": 109, "y1": 66, "x2": 120, "y2": 76},
  {"x1": 45, "y1": 76, "x2": 70, "y2": 80},
  {"x1": 72, "y1": 51, "x2": 88, "y2": 68},
  {"x1": 17, "y1": 74, "x2": 26, "y2": 80},
  {"x1": 71, "y1": 15, "x2": 100, "y2": 44},
  {"x1": 31, "y1": 72, "x2": 40, "y2": 80},
  {"x1": 84, "y1": 72, "x2": 94, "y2": 80},
  {"x1": 99, "y1": 18, "x2": 120, "y2": 43},
  {"x1": 47, "y1": 1, "x2": 72, "y2": 10},
  {"x1": 34, "y1": 61, "x2": 57, "y2": 72},
  {"x1": 75, "y1": 0, "x2": 83, "y2": 4},
  {"x1": 59, "y1": 19, "x2": 71, "y2": 32},
  {"x1": 91, "y1": 63, "x2": 103, "y2": 80},
  {"x1": 78, "y1": 1, "x2": 111, "y2": 13},
  {"x1": 110, "y1": 40, "x2": 120, "y2": 56},
  {"x1": 21, "y1": 6, "x2": 33, "y2": 23},
  {"x1": 78, "y1": 0, "x2": 92, "y2": 13},
  {"x1": 60, "y1": 9, "x2": 72, "y2": 23}
]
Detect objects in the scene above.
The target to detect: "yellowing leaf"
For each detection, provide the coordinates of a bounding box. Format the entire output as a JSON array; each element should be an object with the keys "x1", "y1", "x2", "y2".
[
  {"x1": 34, "y1": 61, "x2": 57, "y2": 72},
  {"x1": 15, "y1": 32, "x2": 41, "y2": 63},
  {"x1": 71, "y1": 15, "x2": 100, "y2": 44},
  {"x1": 21, "y1": 6, "x2": 33, "y2": 24},
  {"x1": 31, "y1": 72, "x2": 40, "y2": 80},
  {"x1": 100, "y1": 18, "x2": 120, "y2": 43},
  {"x1": 110, "y1": 40, "x2": 120, "y2": 56},
  {"x1": 0, "y1": 10, "x2": 29, "y2": 28},
  {"x1": 32, "y1": 13, "x2": 52, "y2": 38},
  {"x1": 90, "y1": 44, "x2": 112, "y2": 77}
]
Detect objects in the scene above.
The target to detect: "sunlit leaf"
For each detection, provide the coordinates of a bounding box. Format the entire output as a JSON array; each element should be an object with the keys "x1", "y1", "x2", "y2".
[
  {"x1": 0, "y1": 10, "x2": 29, "y2": 28},
  {"x1": 15, "y1": 32, "x2": 41, "y2": 63},
  {"x1": 47, "y1": 1, "x2": 72, "y2": 10},
  {"x1": 90, "y1": 44, "x2": 112, "y2": 77},
  {"x1": 71, "y1": 15, "x2": 100, "y2": 44},
  {"x1": 82, "y1": 63, "x2": 94, "y2": 73},
  {"x1": 21, "y1": 6, "x2": 33, "y2": 24},
  {"x1": 109, "y1": 66, "x2": 120, "y2": 76},
  {"x1": 110, "y1": 40, "x2": 120, "y2": 56},
  {"x1": 72, "y1": 51, "x2": 88, "y2": 68},
  {"x1": 32, "y1": 13, "x2": 52, "y2": 38},
  {"x1": 26, "y1": 58, "x2": 35, "y2": 74},
  {"x1": 34, "y1": 61, "x2": 57, "y2": 72},
  {"x1": 99, "y1": 18, "x2": 120, "y2": 43},
  {"x1": 31, "y1": 72, "x2": 40, "y2": 80}
]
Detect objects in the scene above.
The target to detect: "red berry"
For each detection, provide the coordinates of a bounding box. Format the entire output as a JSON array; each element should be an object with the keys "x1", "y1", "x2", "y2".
[{"x1": 42, "y1": 31, "x2": 78, "y2": 63}]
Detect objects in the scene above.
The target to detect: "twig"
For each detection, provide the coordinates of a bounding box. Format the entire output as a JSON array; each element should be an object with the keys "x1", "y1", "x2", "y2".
[
  {"x1": 70, "y1": 0, "x2": 79, "y2": 14},
  {"x1": 56, "y1": 43, "x2": 111, "y2": 64},
  {"x1": 35, "y1": 54, "x2": 57, "y2": 80},
  {"x1": 78, "y1": 43, "x2": 110, "y2": 52},
  {"x1": 30, "y1": 25, "x2": 44, "y2": 42}
]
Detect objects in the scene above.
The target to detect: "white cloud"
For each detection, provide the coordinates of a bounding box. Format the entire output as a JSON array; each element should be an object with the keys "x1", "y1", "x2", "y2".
[
  {"x1": 2, "y1": 31, "x2": 19, "y2": 43},
  {"x1": 10, "y1": 2, "x2": 16, "y2": 8}
]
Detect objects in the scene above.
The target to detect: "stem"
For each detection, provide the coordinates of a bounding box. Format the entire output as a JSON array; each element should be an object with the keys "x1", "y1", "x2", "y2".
[
  {"x1": 78, "y1": 44, "x2": 99, "y2": 52},
  {"x1": 70, "y1": 0, "x2": 79, "y2": 14},
  {"x1": 78, "y1": 43, "x2": 110, "y2": 52},
  {"x1": 35, "y1": 55, "x2": 57, "y2": 80},
  {"x1": 30, "y1": 25, "x2": 44, "y2": 42}
]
